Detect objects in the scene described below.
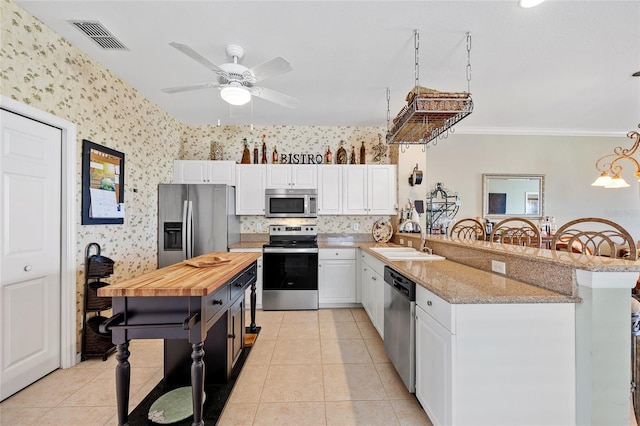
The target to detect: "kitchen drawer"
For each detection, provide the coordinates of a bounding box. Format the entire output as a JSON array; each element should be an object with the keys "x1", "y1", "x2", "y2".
[
  {"x1": 229, "y1": 263, "x2": 257, "y2": 301},
  {"x1": 319, "y1": 248, "x2": 356, "y2": 260},
  {"x1": 416, "y1": 285, "x2": 456, "y2": 334},
  {"x1": 361, "y1": 251, "x2": 385, "y2": 276},
  {"x1": 205, "y1": 285, "x2": 229, "y2": 324}
]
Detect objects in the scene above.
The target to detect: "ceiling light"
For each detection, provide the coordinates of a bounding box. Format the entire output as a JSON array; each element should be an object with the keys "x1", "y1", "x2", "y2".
[
  {"x1": 591, "y1": 172, "x2": 612, "y2": 187},
  {"x1": 592, "y1": 123, "x2": 640, "y2": 188},
  {"x1": 220, "y1": 83, "x2": 251, "y2": 106},
  {"x1": 519, "y1": 0, "x2": 545, "y2": 8},
  {"x1": 604, "y1": 175, "x2": 630, "y2": 189}
]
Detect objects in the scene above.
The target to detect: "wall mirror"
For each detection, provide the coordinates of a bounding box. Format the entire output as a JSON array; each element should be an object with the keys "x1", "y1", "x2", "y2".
[{"x1": 482, "y1": 174, "x2": 545, "y2": 220}]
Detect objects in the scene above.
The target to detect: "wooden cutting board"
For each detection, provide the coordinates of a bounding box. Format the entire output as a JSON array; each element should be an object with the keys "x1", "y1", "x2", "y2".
[{"x1": 183, "y1": 255, "x2": 231, "y2": 268}]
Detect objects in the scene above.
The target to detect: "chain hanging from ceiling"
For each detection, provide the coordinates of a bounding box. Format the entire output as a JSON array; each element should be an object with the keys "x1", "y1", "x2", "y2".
[{"x1": 386, "y1": 30, "x2": 474, "y2": 147}]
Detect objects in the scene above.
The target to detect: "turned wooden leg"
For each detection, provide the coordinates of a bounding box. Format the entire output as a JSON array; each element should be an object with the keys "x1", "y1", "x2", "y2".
[
  {"x1": 190, "y1": 342, "x2": 205, "y2": 426},
  {"x1": 250, "y1": 281, "x2": 257, "y2": 333},
  {"x1": 115, "y1": 342, "x2": 131, "y2": 426}
]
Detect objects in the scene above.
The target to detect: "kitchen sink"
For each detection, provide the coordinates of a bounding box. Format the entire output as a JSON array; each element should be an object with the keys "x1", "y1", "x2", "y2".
[
  {"x1": 370, "y1": 247, "x2": 417, "y2": 253},
  {"x1": 370, "y1": 247, "x2": 445, "y2": 261}
]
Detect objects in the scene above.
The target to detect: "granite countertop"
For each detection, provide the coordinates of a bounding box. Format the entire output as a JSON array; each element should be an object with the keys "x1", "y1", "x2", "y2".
[
  {"x1": 98, "y1": 252, "x2": 261, "y2": 297},
  {"x1": 426, "y1": 235, "x2": 640, "y2": 273},
  {"x1": 361, "y1": 246, "x2": 579, "y2": 304}
]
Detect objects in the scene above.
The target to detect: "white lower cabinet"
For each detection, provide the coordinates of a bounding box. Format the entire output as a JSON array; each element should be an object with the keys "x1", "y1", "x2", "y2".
[
  {"x1": 415, "y1": 285, "x2": 575, "y2": 425},
  {"x1": 360, "y1": 251, "x2": 384, "y2": 338},
  {"x1": 318, "y1": 249, "x2": 356, "y2": 305},
  {"x1": 229, "y1": 248, "x2": 262, "y2": 309}
]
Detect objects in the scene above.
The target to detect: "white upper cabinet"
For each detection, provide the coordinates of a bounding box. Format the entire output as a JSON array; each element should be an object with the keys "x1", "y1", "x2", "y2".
[
  {"x1": 342, "y1": 165, "x2": 396, "y2": 215},
  {"x1": 235, "y1": 164, "x2": 266, "y2": 215},
  {"x1": 266, "y1": 165, "x2": 317, "y2": 189},
  {"x1": 173, "y1": 160, "x2": 236, "y2": 185},
  {"x1": 342, "y1": 165, "x2": 368, "y2": 214},
  {"x1": 317, "y1": 165, "x2": 342, "y2": 215},
  {"x1": 368, "y1": 165, "x2": 397, "y2": 215}
]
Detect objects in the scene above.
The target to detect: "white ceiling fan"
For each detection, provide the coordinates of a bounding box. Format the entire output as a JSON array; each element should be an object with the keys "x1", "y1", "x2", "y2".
[{"x1": 162, "y1": 42, "x2": 299, "y2": 108}]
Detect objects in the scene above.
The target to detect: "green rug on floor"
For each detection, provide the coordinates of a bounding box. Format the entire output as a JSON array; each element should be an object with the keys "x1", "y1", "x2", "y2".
[{"x1": 148, "y1": 387, "x2": 206, "y2": 424}]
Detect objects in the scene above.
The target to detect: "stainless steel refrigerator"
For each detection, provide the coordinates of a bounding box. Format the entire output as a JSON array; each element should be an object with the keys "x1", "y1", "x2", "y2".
[{"x1": 158, "y1": 184, "x2": 240, "y2": 268}]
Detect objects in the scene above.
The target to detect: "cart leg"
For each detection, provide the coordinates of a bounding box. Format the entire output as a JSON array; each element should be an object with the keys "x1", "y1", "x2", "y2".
[
  {"x1": 191, "y1": 342, "x2": 205, "y2": 426},
  {"x1": 115, "y1": 342, "x2": 130, "y2": 426},
  {"x1": 250, "y1": 281, "x2": 257, "y2": 333}
]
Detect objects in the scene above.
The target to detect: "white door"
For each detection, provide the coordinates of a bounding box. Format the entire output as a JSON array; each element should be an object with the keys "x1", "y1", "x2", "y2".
[{"x1": 0, "y1": 110, "x2": 62, "y2": 401}]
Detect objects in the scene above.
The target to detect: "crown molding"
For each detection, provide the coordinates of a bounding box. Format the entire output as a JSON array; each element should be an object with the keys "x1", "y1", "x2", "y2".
[{"x1": 453, "y1": 126, "x2": 628, "y2": 138}]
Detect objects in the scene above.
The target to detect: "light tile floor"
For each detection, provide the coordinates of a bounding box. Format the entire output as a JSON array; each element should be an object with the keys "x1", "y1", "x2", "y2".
[{"x1": 0, "y1": 308, "x2": 432, "y2": 425}]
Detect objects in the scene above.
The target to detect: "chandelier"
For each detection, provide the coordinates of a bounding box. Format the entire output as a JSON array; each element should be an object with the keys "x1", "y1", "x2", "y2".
[{"x1": 591, "y1": 124, "x2": 640, "y2": 189}]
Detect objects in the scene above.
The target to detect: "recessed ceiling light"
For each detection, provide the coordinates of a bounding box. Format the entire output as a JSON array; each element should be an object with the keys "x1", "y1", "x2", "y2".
[{"x1": 519, "y1": 0, "x2": 545, "y2": 8}]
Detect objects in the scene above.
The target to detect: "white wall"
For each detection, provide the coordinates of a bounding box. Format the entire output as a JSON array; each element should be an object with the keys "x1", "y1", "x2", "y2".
[{"x1": 398, "y1": 133, "x2": 640, "y2": 242}]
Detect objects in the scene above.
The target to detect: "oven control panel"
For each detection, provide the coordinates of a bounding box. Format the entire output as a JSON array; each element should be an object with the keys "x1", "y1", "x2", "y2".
[{"x1": 268, "y1": 224, "x2": 317, "y2": 236}]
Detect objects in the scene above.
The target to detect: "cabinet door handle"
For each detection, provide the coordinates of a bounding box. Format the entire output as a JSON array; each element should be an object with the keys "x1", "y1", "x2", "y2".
[
  {"x1": 234, "y1": 282, "x2": 243, "y2": 287},
  {"x1": 228, "y1": 333, "x2": 236, "y2": 339},
  {"x1": 427, "y1": 300, "x2": 433, "y2": 306},
  {"x1": 212, "y1": 299, "x2": 223, "y2": 305}
]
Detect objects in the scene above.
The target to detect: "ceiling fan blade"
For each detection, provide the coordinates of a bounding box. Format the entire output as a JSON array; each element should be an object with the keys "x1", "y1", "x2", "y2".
[
  {"x1": 169, "y1": 42, "x2": 228, "y2": 77},
  {"x1": 251, "y1": 86, "x2": 300, "y2": 109},
  {"x1": 248, "y1": 57, "x2": 292, "y2": 82},
  {"x1": 161, "y1": 82, "x2": 219, "y2": 94}
]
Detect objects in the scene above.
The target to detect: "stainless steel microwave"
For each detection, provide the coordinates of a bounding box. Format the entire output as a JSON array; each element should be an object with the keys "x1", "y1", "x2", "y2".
[{"x1": 265, "y1": 188, "x2": 317, "y2": 218}]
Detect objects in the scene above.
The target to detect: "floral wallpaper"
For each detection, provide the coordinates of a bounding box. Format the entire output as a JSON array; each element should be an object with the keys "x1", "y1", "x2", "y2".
[
  {"x1": 1, "y1": 0, "x2": 184, "y2": 352},
  {"x1": 182, "y1": 125, "x2": 398, "y2": 235},
  {"x1": 1, "y1": 0, "x2": 398, "y2": 354}
]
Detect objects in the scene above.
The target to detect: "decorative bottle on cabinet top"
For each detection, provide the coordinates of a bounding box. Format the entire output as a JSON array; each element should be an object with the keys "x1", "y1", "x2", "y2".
[
  {"x1": 360, "y1": 141, "x2": 366, "y2": 164},
  {"x1": 272, "y1": 145, "x2": 278, "y2": 164},
  {"x1": 261, "y1": 134, "x2": 268, "y2": 164},
  {"x1": 253, "y1": 142, "x2": 258, "y2": 164},
  {"x1": 240, "y1": 138, "x2": 251, "y2": 164},
  {"x1": 325, "y1": 146, "x2": 332, "y2": 164},
  {"x1": 349, "y1": 145, "x2": 356, "y2": 164}
]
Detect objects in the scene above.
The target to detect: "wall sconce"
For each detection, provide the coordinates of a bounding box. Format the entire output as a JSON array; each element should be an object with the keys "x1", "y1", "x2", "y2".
[{"x1": 591, "y1": 124, "x2": 640, "y2": 188}]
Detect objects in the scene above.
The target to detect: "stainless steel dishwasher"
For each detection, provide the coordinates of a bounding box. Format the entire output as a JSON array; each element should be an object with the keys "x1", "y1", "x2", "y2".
[{"x1": 383, "y1": 266, "x2": 416, "y2": 393}]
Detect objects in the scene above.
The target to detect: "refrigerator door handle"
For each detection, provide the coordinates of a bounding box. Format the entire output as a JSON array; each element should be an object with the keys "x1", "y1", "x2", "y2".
[
  {"x1": 182, "y1": 200, "x2": 188, "y2": 260},
  {"x1": 186, "y1": 200, "x2": 194, "y2": 259}
]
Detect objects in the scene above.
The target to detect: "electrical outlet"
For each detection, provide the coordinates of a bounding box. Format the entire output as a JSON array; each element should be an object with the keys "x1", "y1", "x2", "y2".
[
  {"x1": 353, "y1": 222, "x2": 360, "y2": 231},
  {"x1": 256, "y1": 222, "x2": 262, "y2": 232},
  {"x1": 408, "y1": 241, "x2": 413, "y2": 248},
  {"x1": 491, "y1": 260, "x2": 506, "y2": 274},
  {"x1": 399, "y1": 238, "x2": 404, "y2": 244}
]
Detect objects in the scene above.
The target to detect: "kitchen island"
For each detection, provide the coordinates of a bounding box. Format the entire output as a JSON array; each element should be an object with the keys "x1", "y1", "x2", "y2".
[
  {"x1": 98, "y1": 252, "x2": 261, "y2": 426},
  {"x1": 362, "y1": 236, "x2": 640, "y2": 425}
]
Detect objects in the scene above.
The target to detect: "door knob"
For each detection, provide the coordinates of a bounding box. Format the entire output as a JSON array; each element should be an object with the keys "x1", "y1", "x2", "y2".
[{"x1": 24, "y1": 265, "x2": 32, "y2": 272}]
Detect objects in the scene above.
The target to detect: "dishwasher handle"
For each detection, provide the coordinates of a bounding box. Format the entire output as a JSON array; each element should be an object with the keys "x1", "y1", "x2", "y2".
[{"x1": 393, "y1": 281, "x2": 411, "y2": 298}]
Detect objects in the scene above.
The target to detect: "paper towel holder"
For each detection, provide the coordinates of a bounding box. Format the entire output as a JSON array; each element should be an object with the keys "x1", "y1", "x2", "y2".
[{"x1": 408, "y1": 164, "x2": 423, "y2": 186}]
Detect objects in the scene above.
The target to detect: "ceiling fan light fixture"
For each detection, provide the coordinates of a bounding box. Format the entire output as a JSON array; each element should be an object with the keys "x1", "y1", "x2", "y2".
[
  {"x1": 519, "y1": 0, "x2": 545, "y2": 8},
  {"x1": 220, "y1": 83, "x2": 251, "y2": 106}
]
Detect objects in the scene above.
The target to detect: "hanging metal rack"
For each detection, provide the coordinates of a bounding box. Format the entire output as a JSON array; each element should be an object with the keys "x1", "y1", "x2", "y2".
[{"x1": 386, "y1": 30, "x2": 473, "y2": 147}]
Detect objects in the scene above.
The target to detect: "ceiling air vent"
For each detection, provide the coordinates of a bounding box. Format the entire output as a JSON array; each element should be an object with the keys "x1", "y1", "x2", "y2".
[{"x1": 69, "y1": 20, "x2": 128, "y2": 51}]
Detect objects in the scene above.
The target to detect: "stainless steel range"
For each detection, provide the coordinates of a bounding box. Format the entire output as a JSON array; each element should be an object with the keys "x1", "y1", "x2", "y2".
[{"x1": 262, "y1": 224, "x2": 318, "y2": 310}]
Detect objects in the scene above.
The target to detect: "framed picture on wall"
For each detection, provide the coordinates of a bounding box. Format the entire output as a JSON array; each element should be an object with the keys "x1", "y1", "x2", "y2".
[{"x1": 81, "y1": 139, "x2": 125, "y2": 225}]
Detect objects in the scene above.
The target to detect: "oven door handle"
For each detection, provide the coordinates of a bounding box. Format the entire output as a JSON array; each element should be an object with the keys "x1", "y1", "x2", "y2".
[{"x1": 263, "y1": 247, "x2": 319, "y2": 254}]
